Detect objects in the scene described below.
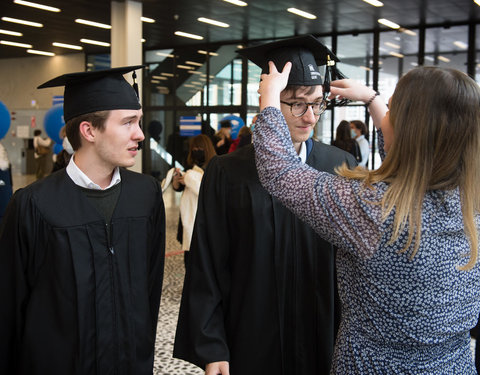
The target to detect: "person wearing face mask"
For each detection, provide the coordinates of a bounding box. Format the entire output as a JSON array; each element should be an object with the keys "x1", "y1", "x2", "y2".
[
  {"x1": 172, "y1": 134, "x2": 216, "y2": 267},
  {"x1": 350, "y1": 120, "x2": 369, "y2": 167},
  {"x1": 51, "y1": 126, "x2": 74, "y2": 172},
  {"x1": 332, "y1": 120, "x2": 362, "y2": 163}
]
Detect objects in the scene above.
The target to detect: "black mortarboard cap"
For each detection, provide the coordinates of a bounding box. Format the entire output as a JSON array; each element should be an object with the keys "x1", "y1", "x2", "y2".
[
  {"x1": 37, "y1": 65, "x2": 144, "y2": 122},
  {"x1": 237, "y1": 35, "x2": 350, "y2": 106},
  {"x1": 237, "y1": 35, "x2": 339, "y2": 86}
]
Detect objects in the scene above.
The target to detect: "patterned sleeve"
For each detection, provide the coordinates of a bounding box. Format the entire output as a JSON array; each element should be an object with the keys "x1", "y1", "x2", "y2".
[
  {"x1": 253, "y1": 107, "x2": 385, "y2": 258},
  {"x1": 377, "y1": 128, "x2": 386, "y2": 161}
]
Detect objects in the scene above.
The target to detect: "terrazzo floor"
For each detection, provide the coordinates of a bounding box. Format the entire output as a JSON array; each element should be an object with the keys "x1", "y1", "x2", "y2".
[{"x1": 153, "y1": 186, "x2": 203, "y2": 375}]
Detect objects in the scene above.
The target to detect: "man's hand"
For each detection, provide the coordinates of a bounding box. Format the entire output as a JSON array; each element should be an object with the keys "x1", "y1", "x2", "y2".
[
  {"x1": 205, "y1": 361, "x2": 230, "y2": 375},
  {"x1": 258, "y1": 61, "x2": 292, "y2": 111}
]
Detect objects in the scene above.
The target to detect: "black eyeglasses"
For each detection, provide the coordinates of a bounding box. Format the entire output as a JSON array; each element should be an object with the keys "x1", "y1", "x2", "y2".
[{"x1": 280, "y1": 100, "x2": 327, "y2": 117}]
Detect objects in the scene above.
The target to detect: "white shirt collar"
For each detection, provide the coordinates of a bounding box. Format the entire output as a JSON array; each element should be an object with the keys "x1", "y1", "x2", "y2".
[
  {"x1": 298, "y1": 141, "x2": 307, "y2": 163},
  {"x1": 66, "y1": 155, "x2": 121, "y2": 190}
]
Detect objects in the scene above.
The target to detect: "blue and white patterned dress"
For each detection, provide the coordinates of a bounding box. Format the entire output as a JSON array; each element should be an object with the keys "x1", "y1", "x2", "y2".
[{"x1": 253, "y1": 107, "x2": 480, "y2": 374}]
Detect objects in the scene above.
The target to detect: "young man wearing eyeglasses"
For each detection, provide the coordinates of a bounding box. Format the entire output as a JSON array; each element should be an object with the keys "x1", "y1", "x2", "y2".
[{"x1": 174, "y1": 35, "x2": 357, "y2": 375}]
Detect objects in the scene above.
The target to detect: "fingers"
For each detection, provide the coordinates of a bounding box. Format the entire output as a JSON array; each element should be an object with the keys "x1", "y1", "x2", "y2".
[{"x1": 268, "y1": 60, "x2": 279, "y2": 74}]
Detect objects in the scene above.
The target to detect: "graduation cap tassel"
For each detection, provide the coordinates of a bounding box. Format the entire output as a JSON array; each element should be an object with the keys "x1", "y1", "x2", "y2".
[
  {"x1": 131, "y1": 70, "x2": 143, "y2": 150},
  {"x1": 132, "y1": 71, "x2": 139, "y2": 100},
  {"x1": 324, "y1": 55, "x2": 350, "y2": 109}
]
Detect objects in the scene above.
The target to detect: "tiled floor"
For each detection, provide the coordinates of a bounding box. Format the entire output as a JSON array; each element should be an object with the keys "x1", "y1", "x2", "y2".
[{"x1": 154, "y1": 186, "x2": 203, "y2": 374}]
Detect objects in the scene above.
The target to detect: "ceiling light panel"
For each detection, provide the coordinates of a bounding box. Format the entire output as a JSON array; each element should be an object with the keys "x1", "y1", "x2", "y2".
[
  {"x1": 378, "y1": 18, "x2": 400, "y2": 29},
  {"x1": 1, "y1": 40, "x2": 32, "y2": 48},
  {"x1": 14, "y1": 0, "x2": 60, "y2": 12},
  {"x1": 362, "y1": 0, "x2": 383, "y2": 6},
  {"x1": 141, "y1": 17, "x2": 155, "y2": 23},
  {"x1": 1, "y1": 17, "x2": 43, "y2": 27},
  {"x1": 197, "y1": 17, "x2": 230, "y2": 28},
  {"x1": 222, "y1": 0, "x2": 248, "y2": 6},
  {"x1": 0, "y1": 29, "x2": 22, "y2": 36},
  {"x1": 27, "y1": 49, "x2": 55, "y2": 56},
  {"x1": 53, "y1": 42, "x2": 83, "y2": 50},
  {"x1": 75, "y1": 19, "x2": 111, "y2": 29},
  {"x1": 80, "y1": 38, "x2": 110, "y2": 47},
  {"x1": 287, "y1": 8, "x2": 317, "y2": 19},
  {"x1": 175, "y1": 31, "x2": 204, "y2": 40}
]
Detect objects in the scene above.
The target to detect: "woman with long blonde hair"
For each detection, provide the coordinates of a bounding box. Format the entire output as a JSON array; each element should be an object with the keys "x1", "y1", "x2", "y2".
[{"x1": 253, "y1": 63, "x2": 480, "y2": 374}]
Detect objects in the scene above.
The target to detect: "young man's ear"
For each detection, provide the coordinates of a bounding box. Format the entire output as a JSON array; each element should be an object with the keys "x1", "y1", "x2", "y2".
[{"x1": 78, "y1": 121, "x2": 96, "y2": 144}]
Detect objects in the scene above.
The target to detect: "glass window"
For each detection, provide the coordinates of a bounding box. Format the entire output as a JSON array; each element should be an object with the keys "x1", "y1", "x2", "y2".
[
  {"x1": 425, "y1": 25, "x2": 468, "y2": 73},
  {"x1": 247, "y1": 60, "x2": 261, "y2": 106}
]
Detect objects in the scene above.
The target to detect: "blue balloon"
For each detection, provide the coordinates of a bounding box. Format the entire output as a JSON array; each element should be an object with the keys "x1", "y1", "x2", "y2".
[
  {"x1": 220, "y1": 115, "x2": 245, "y2": 140},
  {"x1": 44, "y1": 104, "x2": 65, "y2": 144},
  {"x1": 0, "y1": 101, "x2": 11, "y2": 140},
  {"x1": 53, "y1": 142, "x2": 63, "y2": 155}
]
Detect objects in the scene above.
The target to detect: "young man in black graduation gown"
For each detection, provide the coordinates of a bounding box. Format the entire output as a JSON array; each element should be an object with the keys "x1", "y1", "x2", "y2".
[
  {"x1": 0, "y1": 66, "x2": 165, "y2": 375},
  {"x1": 174, "y1": 36, "x2": 357, "y2": 375}
]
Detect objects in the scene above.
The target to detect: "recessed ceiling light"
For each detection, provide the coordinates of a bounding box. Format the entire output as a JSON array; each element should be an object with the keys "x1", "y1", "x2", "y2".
[
  {"x1": 389, "y1": 51, "x2": 404, "y2": 58},
  {"x1": 189, "y1": 70, "x2": 203, "y2": 75},
  {"x1": 141, "y1": 17, "x2": 155, "y2": 23},
  {"x1": 362, "y1": 0, "x2": 383, "y2": 6},
  {"x1": 174, "y1": 31, "x2": 204, "y2": 40},
  {"x1": 0, "y1": 29, "x2": 22, "y2": 36},
  {"x1": 177, "y1": 64, "x2": 194, "y2": 70},
  {"x1": 400, "y1": 28, "x2": 417, "y2": 36},
  {"x1": 156, "y1": 52, "x2": 174, "y2": 58},
  {"x1": 27, "y1": 49, "x2": 55, "y2": 56},
  {"x1": 161, "y1": 72, "x2": 174, "y2": 77},
  {"x1": 384, "y1": 42, "x2": 400, "y2": 49},
  {"x1": 80, "y1": 38, "x2": 110, "y2": 47},
  {"x1": 453, "y1": 41, "x2": 468, "y2": 49},
  {"x1": 141, "y1": 38, "x2": 146, "y2": 43},
  {"x1": 198, "y1": 50, "x2": 219, "y2": 56},
  {"x1": 0, "y1": 40, "x2": 32, "y2": 48},
  {"x1": 75, "y1": 19, "x2": 111, "y2": 29},
  {"x1": 378, "y1": 18, "x2": 400, "y2": 29},
  {"x1": 185, "y1": 61, "x2": 203, "y2": 66},
  {"x1": 410, "y1": 62, "x2": 418, "y2": 66},
  {"x1": 1, "y1": 17, "x2": 43, "y2": 27},
  {"x1": 197, "y1": 17, "x2": 229, "y2": 28},
  {"x1": 14, "y1": 0, "x2": 60, "y2": 12},
  {"x1": 52, "y1": 42, "x2": 83, "y2": 50},
  {"x1": 438, "y1": 55, "x2": 450, "y2": 62},
  {"x1": 425, "y1": 56, "x2": 434, "y2": 61},
  {"x1": 287, "y1": 8, "x2": 317, "y2": 20},
  {"x1": 359, "y1": 66, "x2": 371, "y2": 71},
  {"x1": 222, "y1": 0, "x2": 248, "y2": 6}
]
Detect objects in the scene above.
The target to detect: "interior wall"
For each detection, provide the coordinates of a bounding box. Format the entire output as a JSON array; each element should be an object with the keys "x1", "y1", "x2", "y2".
[
  {"x1": 0, "y1": 53, "x2": 85, "y2": 174},
  {"x1": 0, "y1": 53, "x2": 85, "y2": 110}
]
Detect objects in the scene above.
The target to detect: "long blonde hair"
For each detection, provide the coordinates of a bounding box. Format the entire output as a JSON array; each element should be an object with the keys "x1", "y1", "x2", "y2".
[{"x1": 339, "y1": 67, "x2": 480, "y2": 270}]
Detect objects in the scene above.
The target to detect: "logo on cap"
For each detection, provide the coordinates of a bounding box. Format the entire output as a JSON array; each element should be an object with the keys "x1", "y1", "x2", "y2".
[{"x1": 308, "y1": 64, "x2": 322, "y2": 80}]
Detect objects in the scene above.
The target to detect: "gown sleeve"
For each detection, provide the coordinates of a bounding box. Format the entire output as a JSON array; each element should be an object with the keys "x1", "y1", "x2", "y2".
[
  {"x1": 0, "y1": 189, "x2": 46, "y2": 373},
  {"x1": 174, "y1": 156, "x2": 231, "y2": 368},
  {"x1": 253, "y1": 107, "x2": 386, "y2": 259},
  {"x1": 147, "y1": 180, "x2": 166, "y2": 331}
]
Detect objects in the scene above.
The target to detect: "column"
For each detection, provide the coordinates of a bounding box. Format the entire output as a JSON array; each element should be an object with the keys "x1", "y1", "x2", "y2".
[{"x1": 111, "y1": 0, "x2": 143, "y2": 172}]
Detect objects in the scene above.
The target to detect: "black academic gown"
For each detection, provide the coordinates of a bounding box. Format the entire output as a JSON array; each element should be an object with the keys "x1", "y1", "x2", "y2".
[
  {"x1": 174, "y1": 142, "x2": 356, "y2": 375},
  {"x1": 0, "y1": 168, "x2": 165, "y2": 375}
]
